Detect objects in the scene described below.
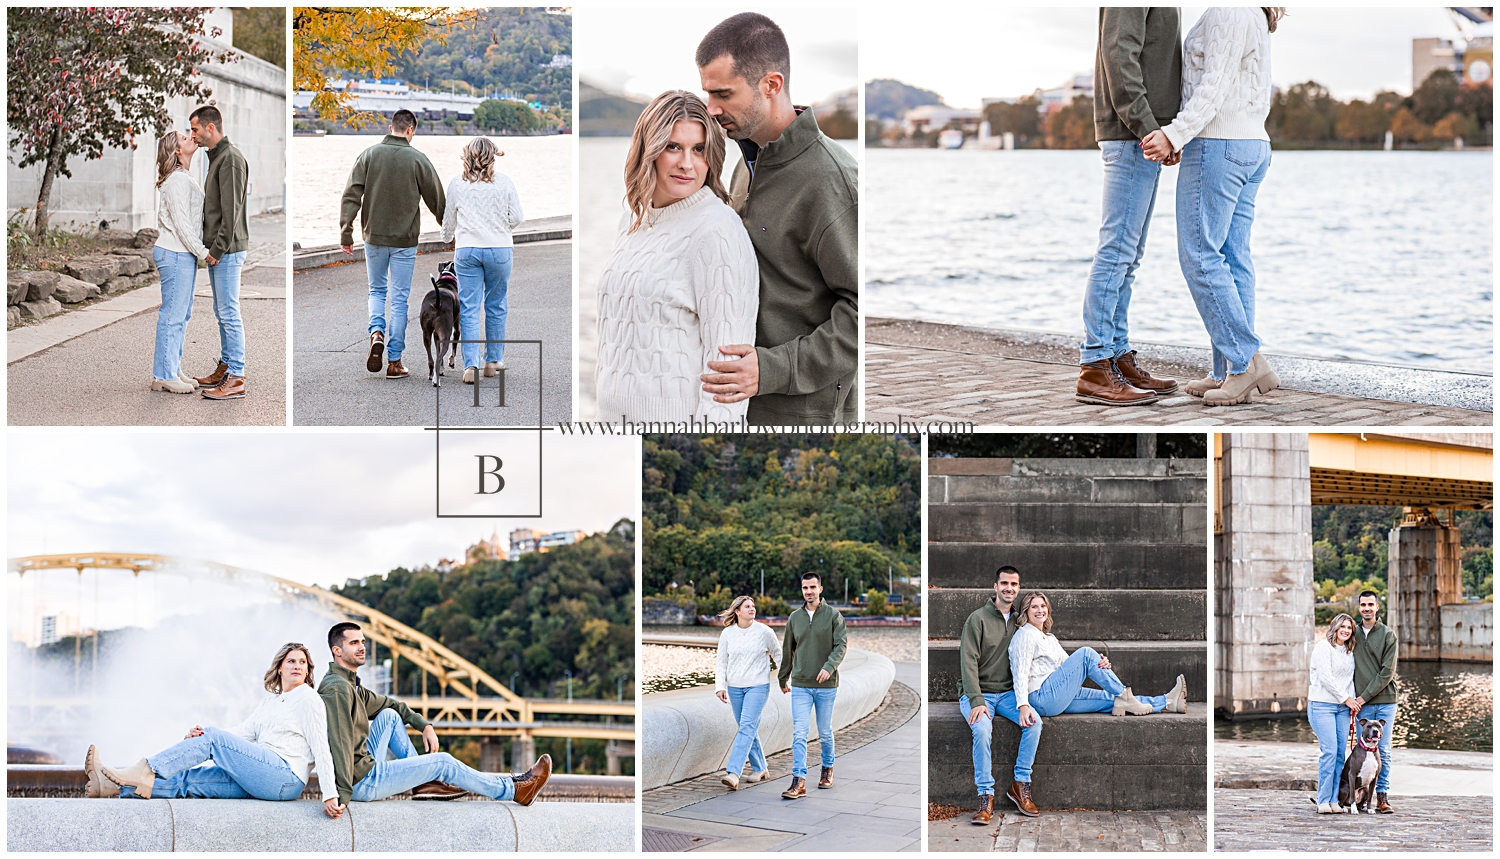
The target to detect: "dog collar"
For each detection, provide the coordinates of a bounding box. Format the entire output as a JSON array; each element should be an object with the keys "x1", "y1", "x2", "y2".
[{"x1": 1355, "y1": 735, "x2": 1379, "y2": 752}]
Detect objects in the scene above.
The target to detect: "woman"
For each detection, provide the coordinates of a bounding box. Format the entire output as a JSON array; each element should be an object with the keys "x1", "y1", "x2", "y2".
[
  {"x1": 1142, "y1": 7, "x2": 1285, "y2": 406},
  {"x1": 441, "y1": 137, "x2": 524, "y2": 384},
  {"x1": 595, "y1": 90, "x2": 758, "y2": 423},
  {"x1": 1010, "y1": 591, "x2": 1186, "y2": 721},
  {"x1": 84, "y1": 643, "x2": 342, "y2": 818},
  {"x1": 151, "y1": 130, "x2": 210, "y2": 394},
  {"x1": 715, "y1": 595, "x2": 781, "y2": 790},
  {"x1": 1308, "y1": 613, "x2": 1358, "y2": 813}
]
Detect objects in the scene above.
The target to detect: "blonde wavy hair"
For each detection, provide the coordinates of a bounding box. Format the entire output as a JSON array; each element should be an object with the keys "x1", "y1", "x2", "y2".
[
  {"x1": 717, "y1": 595, "x2": 757, "y2": 624},
  {"x1": 461, "y1": 137, "x2": 503, "y2": 183},
  {"x1": 1262, "y1": 7, "x2": 1286, "y2": 33},
  {"x1": 1018, "y1": 591, "x2": 1054, "y2": 635},
  {"x1": 623, "y1": 90, "x2": 728, "y2": 234},
  {"x1": 263, "y1": 642, "x2": 317, "y2": 694},
  {"x1": 1326, "y1": 613, "x2": 1356, "y2": 654},
  {"x1": 155, "y1": 131, "x2": 186, "y2": 189}
]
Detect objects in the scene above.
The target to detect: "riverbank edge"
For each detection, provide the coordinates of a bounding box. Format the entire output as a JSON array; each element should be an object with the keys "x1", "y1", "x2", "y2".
[
  {"x1": 866, "y1": 317, "x2": 1493, "y2": 412},
  {"x1": 292, "y1": 215, "x2": 573, "y2": 270}
]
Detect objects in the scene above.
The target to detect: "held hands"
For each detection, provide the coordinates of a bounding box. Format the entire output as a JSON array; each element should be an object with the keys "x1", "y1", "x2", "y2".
[
  {"x1": 967, "y1": 704, "x2": 988, "y2": 726},
  {"x1": 184, "y1": 725, "x2": 205, "y2": 739},
  {"x1": 781, "y1": 685, "x2": 790, "y2": 695},
  {"x1": 205, "y1": 254, "x2": 220, "y2": 267},
  {"x1": 421, "y1": 724, "x2": 440, "y2": 754},
  {"x1": 815, "y1": 669, "x2": 831, "y2": 683},
  {"x1": 340, "y1": 244, "x2": 354, "y2": 256},
  {"x1": 1019, "y1": 705, "x2": 1038, "y2": 727},
  {"x1": 701, "y1": 345, "x2": 759, "y2": 403},
  {"x1": 324, "y1": 799, "x2": 344, "y2": 819},
  {"x1": 1140, "y1": 130, "x2": 1175, "y2": 163},
  {"x1": 717, "y1": 690, "x2": 729, "y2": 704}
]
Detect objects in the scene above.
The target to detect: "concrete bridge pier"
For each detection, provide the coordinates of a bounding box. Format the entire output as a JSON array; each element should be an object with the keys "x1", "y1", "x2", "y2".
[
  {"x1": 510, "y1": 736, "x2": 535, "y2": 775},
  {"x1": 480, "y1": 738, "x2": 505, "y2": 774},
  {"x1": 1388, "y1": 515, "x2": 1463, "y2": 661}
]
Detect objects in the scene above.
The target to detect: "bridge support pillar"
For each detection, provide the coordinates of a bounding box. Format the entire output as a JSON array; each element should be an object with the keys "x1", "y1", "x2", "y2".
[
  {"x1": 605, "y1": 740, "x2": 634, "y2": 776},
  {"x1": 1388, "y1": 514, "x2": 1463, "y2": 661},
  {"x1": 510, "y1": 736, "x2": 535, "y2": 774},
  {"x1": 480, "y1": 738, "x2": 505, "y2": 773},
  {"x1": 1216, "y1": 433, "x2": 1313, "y2": 717}
]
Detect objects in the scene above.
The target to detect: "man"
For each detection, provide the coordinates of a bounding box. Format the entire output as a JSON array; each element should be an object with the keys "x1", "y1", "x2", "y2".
[
  {"x1": 318, "y1": 622, "x2": 550, "y2": 812},
  {"x1": 189, "y1": 106, "x2": 250, "y2": 400},
  {"x1": 778, "y1": 572, "x2": 848, "y2": 799},
  {"x1": 1351, "y1": 590, "x2": 1397, "y2": 813},
  {"x1": 1077, "y1": 8, "x2": 1183, "y2": 407},
  {"x1": 340, "y1": 109, "x2": 446, "y2": 380},
  {"x1": 695, "y1": 13, "x2": 858, "y2": 426},
  {"x1": 960, "y1": 566, "x2": 1044, "y2": 822}
]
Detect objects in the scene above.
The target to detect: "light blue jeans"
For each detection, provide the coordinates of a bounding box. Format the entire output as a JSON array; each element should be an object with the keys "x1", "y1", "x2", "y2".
[
  {"x1": 1081, "y1": 139, "x2": 1162, "y2": 364},
  {"x1": 350, "y1": 708, "x2": 516, "y2": 801},
  {"x1": 725, "y1": 683, "x2": 770, "y2": 775},
  {"x1": 365, "y1": 244, "x2": 418, "y2": 361},
  {"x1": 1176, "y1": 137, "x2": 1271, "y2": 379},
  {"x1": 1360, "y1": 702, "x2": 1396, "y2": 794},
  {"x1": 454, "y1": 246, "x2": 513, "y2": 369},
  {"x1": 961, "y1": 690, "x2": 1043, "y2": 793},
  {"x1": 1026, "y1": 647, "x2": 1167, "y2": 717},
  {"x1": 1307, "y1": 701, "x2": 1351, "y2": 805},
  {"x1": 152, "y1": 247, "x2": 198, "y2": 380},
  {"x1": 120, "y1": 726, "x2": 304, "y2": 800},
  {"x1": 207, "y1": 250, "x2": 246, "y2": 376},
  {"x1": 790, "y1": 686, "x2": 837, "y2": 778}
]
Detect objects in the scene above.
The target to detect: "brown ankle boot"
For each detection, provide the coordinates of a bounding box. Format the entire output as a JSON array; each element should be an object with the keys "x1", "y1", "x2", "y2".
[
  {"x1": 386, "y1": 359, "x2": 410, "y2": 379},
  {"x1": 200, "y1": 373, "x2": 245, "y2": 400},
  {"x1": 1376, "y1": 792, "x2": 1393, "y2": 814},
  {"x1": 781, "y1": 776, "x2": 806, "y2": 799},
  {"x1": 194, "y1": 361, "x2": 228, "y2": 388},
  {"x1": 1114, "y1": 351, "x2": 1178, "y2": 394},
  {"x1": 1006, "y1": 780, "x2": 1039, "y2": 817},
  {"x1": 512, "y1": 754, "x2": 552, "y2": 806},
  {"x1": 818, "y1": 766, "x2": 833, "y2": 789},
  {"x1": 972, "y1": 794, "x2": 994, "y2": 824},
  {"x1": 1076, "y1": 360, "x2": 1156, "y2": 406}
]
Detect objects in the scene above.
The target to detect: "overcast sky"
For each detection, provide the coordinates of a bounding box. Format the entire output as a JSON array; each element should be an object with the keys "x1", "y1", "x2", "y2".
[
  {"x1": 8, "y1": 431, "x2": 638, "y2": 633},
  {"x1": 576, "y1": 6, "x2": 858, "y2": 105},
  {"x1": 864, "y1": 6, "x2": 1466, "y2": 108}
]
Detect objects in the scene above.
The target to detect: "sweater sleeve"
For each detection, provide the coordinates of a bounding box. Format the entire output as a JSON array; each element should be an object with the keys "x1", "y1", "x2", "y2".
[
  {"x1": 363, "y1": 687, "x2": 432, "y2": 732},
  {"x1": 824, "y1": 609, "x2": 848, "y2": 674},
  {"x1": 754, "y1": 200, "x2": 858, "y2": 397},
  {"x1": 223, "y1": 698, "x2": 263, "y2": 742},
  {"x1": 764, "y1": 624, "x2": 781, "y2": 671},
  {"x1": 319, "y1": 681, "x2": 357, "y2": 806},
  {"x1": 440, "y1": 177, "x2": 459, "y2": 244},
  {"x1": 1010, "y1": 627, "x2": 1038, "y2": 711},
  {"x1": 161, "y1": 177, "x2": 209, "y2": 260},
  {"x1": 339, "y1": 153, "x2": 367, "y2": 247},
  {"x1": 1311, "y1": 641, "x2": 1347, "y2": 702},
  {"x1": 1162, "y1": 8, "x2": 1254, "y2": 151},
  {"x1": 298, "y1": 693, "x2": 340, "y2": 804},
  {"x1": 959, "y1": 612, "x2": 983, "y2": 703},
  {"x1": 418, "y1": 153, "x2": 447, "y2": 222},
  {"x1": 695, "y1": 215, "x2": 760, "y2": 421},
  {"x1": 715, "y1": 627, "x2": 731, "y2": 694},
  {"x1": 1100, "y1": 7, "x2": 1160, "y2": 139},
  {"x1": 504, "y1": 176, "x2": 524, "y2": 230}
]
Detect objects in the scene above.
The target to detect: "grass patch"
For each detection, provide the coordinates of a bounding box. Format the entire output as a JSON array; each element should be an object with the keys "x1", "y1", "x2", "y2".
[{"x1": 7, "y1": 211, "x2": 114, "y2": 272}]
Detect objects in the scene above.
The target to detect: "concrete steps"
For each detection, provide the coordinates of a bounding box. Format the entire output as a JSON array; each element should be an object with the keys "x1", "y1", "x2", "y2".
[
  {"x1": 930, "y1": 502, "x2": 1206, "y2": 545},
  {"x1": 927, "y1": 704, "x2": 1209, "y2": 811},
  {"x1": 927, "y1": 640, "x2": 1207, "y2": 705},
  {"x1": 928, "y1": 588, "x2": 1206, "y2": 641},
  {"x1": 928, "y1": 542, "x2": 1204, "y2": 590}
]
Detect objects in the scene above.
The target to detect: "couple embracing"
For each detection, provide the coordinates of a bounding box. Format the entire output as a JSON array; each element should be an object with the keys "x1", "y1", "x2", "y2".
[
  {"x1": 82, "y1": 622, "x2": 550, "y2": 814},
  {"x1": 1308, "y1": 592, "x2": 1398, "y2": 814},
  {"x1": 596, "y1": 13, "x2": 858, "y2": 427},
  {"x1": 959, "y1": 566, "x2": 1188, "y2": 822},
  {"x1": 1079, "y1": 7, "x2": 1286, "y2": 408}
]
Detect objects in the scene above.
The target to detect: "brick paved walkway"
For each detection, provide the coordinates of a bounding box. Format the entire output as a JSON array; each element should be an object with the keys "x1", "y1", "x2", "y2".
[
  {"x1": 1213, "y1": 790, "x2": 1493, "y2": 851},
  {"x1": 930, "y1": 809, "x2": 1207, "y2": 852},
  {"x1": 865, "y1": 320, "x2": 1491, "y2": 427}
]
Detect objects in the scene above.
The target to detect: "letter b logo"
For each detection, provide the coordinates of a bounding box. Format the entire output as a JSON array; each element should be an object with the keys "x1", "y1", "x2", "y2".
[{"x1": 476, "y1": 455, "x2": 505, "y2": 494}]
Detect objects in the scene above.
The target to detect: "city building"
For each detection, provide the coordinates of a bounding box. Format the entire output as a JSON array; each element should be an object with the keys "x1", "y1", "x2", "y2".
[
  {"x1": 465, "y1": 527, "x2": 588, "y2": 563},
  {"x1": 1414, "y1": 10, "x2": 1494, "y2": 90},
  {"x1": 900, "y1": 104, "x2": 982, "y2": 136}
]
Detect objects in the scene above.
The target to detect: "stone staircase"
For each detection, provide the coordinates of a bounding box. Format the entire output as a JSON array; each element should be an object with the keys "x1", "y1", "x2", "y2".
[{"x1": 927, "y1": 457, "x2": 1208, "y2": 810}]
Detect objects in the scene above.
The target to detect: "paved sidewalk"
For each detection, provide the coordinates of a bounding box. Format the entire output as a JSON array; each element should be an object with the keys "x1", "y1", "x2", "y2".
[
  {"x1": 643, "y1": 662, "x2": 922, "y2": 852},
  {"x1": 1215, "y1": 740, "x2": 1493, "y2": 795},
  {"x1": 291, "y1": 239, "x2": 571, "y2": 426},
  {"x1": 1213, "y1": 790, "x2": 1492, "y2": 851},
  {"x1": 930, "y1": 809, "x2": 1207, "y2": 852},
  {"x1": 865, "y1": 318, "x2": 1491, "y2": 427}
]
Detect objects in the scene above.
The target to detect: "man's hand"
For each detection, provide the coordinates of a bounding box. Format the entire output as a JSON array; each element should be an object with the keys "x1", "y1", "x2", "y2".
[
  {"x1": 184, "y1": 725, "x2": 204, "y2": 739},
  {"x1": 716, "y1": 690, "x2": 729, "y2": 704},
  {"x1": 1163, "y1": 150, "x2": 1181, "y2": 167},
  {"x1": 421, "y1": 724, "x2": 440, "y2": 753},
  {"x1": 206, "y1": 254, "x2": 220, "y2": 267},
  {"x1": 324, "y1": 799, "x2": 344, "y2": 819},
  {"x1": 701, "y1": 345, "x2": 759, "y2": 403},
  {"x1": 780, "y1": 685, "x2": 790, "y2": 695},
  {"x1": 1140, "y1": 129, "x2": 1174, "y2": 162},
  {"x1": 340, "y1": 244, "x2": 354, "y2": 256},
  {"x1": 815, "y1": 668, "x2": 831, "y2": 683},
  {"x1": 967, "y1": 704, "x2": 989, "y2": 726},
  {"x1": 1019, "y1": 705, "x2": 1037, "y2": 727}
]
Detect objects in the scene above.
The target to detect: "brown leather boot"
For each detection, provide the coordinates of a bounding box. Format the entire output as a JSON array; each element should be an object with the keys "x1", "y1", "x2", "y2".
[
  {"x1": 1006, "y1": 780, "x2": 1039, "y2": 817},
  {"x1": 1114, "y1": 351, "x2": 1179, "y2": 395},
  {"x1": 194, "y1": 361, "x2": 228, "y2": 388},
  {"x1": 367, "y1": 331, "x2": 386, "y2": 373},
  {"x1": 971, "y1": 794, "x2": 994, "y2": 824},
  {"x1": 781, "y1": 776, "x2": 806, "y2": 799},
  {"x1": 411, "y1": 780, "x2": 467, "y2": 800},
  {"x1": 512, "y1": 754, "x2": 552, "y2": 806},
  {"x1": 818, "y1": 766, "x2": 833, "y2": 789},
  {"x1": 1076, "y1": 360, "x2": 1156, "y2": 406},
  {"x1": 200, "y1": 374, "x2": 246, "y2": 400},
  {"x1": 1376, "y1": 792, "x2": 1393, "y2": 814},
  {"x1": 386, "y1": 359, "x2": 410, "y2": 379}
]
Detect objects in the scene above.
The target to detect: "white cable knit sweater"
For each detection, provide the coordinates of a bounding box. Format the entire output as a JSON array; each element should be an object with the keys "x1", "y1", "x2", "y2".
[
  {"x1": 224, "y1": 683, "x2": 339, "y2": 803},
  {"x1": 595, "y1": 186, "x2": 759, "y2": 423},
  {"x1": 441, "y1": 174, "x2": 525, "y2": 248},
  {"x1": 715, "y1": 621, "x2": 781, "y2": 692},
  {"x1": 1307, "y1": 638, "x2": 1356, "y2": 704},
  {"x1": 1161, "y1": 7, "x2": 1273, "y2": 151},
  {"x1": 1009, "y1": 624, "x2": 1071, "y2": 711},
  {"x1": 155, "y1": 171, "x2": 209, "y2": 260}
]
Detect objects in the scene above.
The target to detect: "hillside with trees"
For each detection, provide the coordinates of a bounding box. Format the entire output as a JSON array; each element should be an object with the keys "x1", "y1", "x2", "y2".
[
  {"x1": 1313, "y1": 506, "x2": 1491, "y2": 622},
  {"x1": 392, "y1": 7, "x2": 572, "y2": 109}
]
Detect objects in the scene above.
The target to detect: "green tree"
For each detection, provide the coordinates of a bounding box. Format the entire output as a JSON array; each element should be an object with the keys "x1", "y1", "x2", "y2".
[
  {"x1": 984, "y1": 96, "x2": 1043, "y2": 147},
  {"x1": 233, "y1": 7, "x2": 286, "y2": 68},
  {"x1": 863, "y1": 589, "x2": 889, "y2": 616},
  {"x1": 1045, "y1": 95, "x2": 1095, "y2": 149},
  {"x1": 1412, "y1": 68, "x2": 1460, "y2": 125},
  {"x1": 473, "y1": 98, "x2": 541, "y2": 134}
]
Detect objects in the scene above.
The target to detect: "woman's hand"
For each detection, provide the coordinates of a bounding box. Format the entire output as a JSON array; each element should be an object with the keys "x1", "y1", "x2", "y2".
[
  {"x1": 1140, "y1": 130, "x2": 1174, "y2": 162},
  {"x1": 717, "y1": 690, "x2": 729, "y2": 704},
  {"x1": 1346, "y1": 697, "x2": 1361, "y2": 716},
  {"x1": 1096, "y1": 654, "x2": 1112, "y2": 671},
  {"x1": 1018, "y1": 705, "x2": 1038, "y2": 727},
  {"x1": 184, "y1": 725, "x2": 205, "y2": 739},
  {"x1": 324, "y1": 798, "x2": 344, "y2": 819}
]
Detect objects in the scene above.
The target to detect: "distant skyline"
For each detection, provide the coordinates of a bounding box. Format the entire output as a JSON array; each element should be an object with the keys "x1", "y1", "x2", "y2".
[
  {"x1": 864, "y1": 7, "x2": 1467, "y2": 108},
  {"x1": 577, "y1": 6, "x2": 857, "y2": 105}
]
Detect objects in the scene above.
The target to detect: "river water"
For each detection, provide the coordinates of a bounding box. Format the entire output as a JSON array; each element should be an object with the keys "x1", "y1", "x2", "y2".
[
  {"x1": 1214, "y1": 660, "x2": 1492, "y2": 753},
  {"x1": 641, "y1": 623, "x2": 919, "y2": 693},
  {"x1": 292, "y1": 134, "x2": 574, "y2": 249},
  {"x1": 866, "y1": 148, "x2": 1493, "y2": 374}
]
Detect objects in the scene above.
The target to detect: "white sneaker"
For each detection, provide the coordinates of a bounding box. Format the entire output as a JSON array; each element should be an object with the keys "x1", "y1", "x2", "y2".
[{"x1": 151, "y1": 377, "x2": 195, "y2": 394}]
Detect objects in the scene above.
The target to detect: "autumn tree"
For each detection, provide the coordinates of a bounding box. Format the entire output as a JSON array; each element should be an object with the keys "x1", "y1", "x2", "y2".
[
  {"x1": 1431, "y1": 111, "x2": 1472, "y2": 142},
  {"x1": 1389, "y1": 107, "x2": 1429, "y2": 144},
  {"x1": 7, "y1": 7, "x2": 234, "y2": 234},
  {"x1": 1334, "y1": 99, "x2": 1389, "y2": 144},
  {"x1": 1413, "y1": 68, "x2": 1461, "y2": 124},
  {"x1": 292, "y1": 7, "x2": 476, "y2": 126},
  {"x1": 984, "y1": 95, "x2": 1043, "y2": 147},
  {"x1": 233, "y1": 7, "x2": 287, "y2": 69},
  {"x1": 1045, "y1": 95, "x2": 1096, "y2": 149}
]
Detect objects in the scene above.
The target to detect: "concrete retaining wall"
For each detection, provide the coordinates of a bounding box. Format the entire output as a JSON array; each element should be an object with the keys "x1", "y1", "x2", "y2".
[
  {"x1": 5, "y1": 798, "x2": 634, "y2": 852},
  {"x1": 1441, "y1": 602, "x2": 1493, "y2": 662},
  {"x1": 640, "y1": 647, "x2": 894, "y2": 790}
]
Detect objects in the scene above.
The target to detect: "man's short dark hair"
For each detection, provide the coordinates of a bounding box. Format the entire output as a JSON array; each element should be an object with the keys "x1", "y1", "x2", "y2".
[
  {"x1": 800, "y1": 571, "x2": 821, "y2": 585},
  {"x1": 995, "y1": 565, "x2": 1021, "y2": 582},
  {"x1": 189, "y1": 105, "x2": 222, "y2": 131},
  {"x1": 391, "y1": 109, "x2": 417, "y2": 132},
  {"x1": 695, "y1": 12, "x2": 791, "y2": 86},
  {"x1": 328, "y1": 622, "x2": 361, "y2": 653},
  {"x1": 1358, "y1": 590, "x2": 1379, "y2": 601}
]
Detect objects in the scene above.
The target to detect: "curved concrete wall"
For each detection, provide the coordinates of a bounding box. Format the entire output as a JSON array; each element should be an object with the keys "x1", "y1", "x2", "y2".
[
  {"x1": 5, "y1": 798, "x2": 634, "y2": 852},
  {"x1": 641, "y1": 647, "x2": 895, "y2": 790}
]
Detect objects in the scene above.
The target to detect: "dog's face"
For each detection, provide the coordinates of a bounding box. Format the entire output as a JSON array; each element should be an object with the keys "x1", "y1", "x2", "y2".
[
  {"x1": 1357, "y1": 718, "x2": 1383, "y2": 746},
  {"x1": 431, "y1": 261, "x2": 459, "y2": 291}
]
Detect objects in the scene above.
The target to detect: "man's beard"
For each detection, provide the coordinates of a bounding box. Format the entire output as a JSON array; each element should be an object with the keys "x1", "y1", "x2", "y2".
[{"x1": 720, "y1": 96, "x2": 767, "y2": 141}]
